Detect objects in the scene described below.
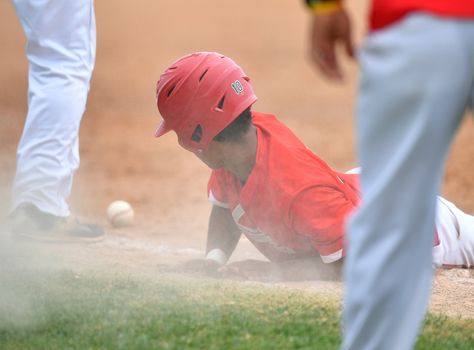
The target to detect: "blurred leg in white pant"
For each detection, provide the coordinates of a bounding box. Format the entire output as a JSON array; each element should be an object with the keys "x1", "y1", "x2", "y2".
[
  {"x1": 11, "y1": 0, "x2": 96, "y2": 217},
  {"x1": 8, "y1": 0, "x2": 103, "y2": 241}
]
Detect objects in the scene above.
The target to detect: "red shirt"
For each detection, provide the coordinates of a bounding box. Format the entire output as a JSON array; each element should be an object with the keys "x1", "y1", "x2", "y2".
[
  {"x1": 370, "y1": 0, "x2": 474, "y2": 30},
  {"x1": 208, "y1": 112, "x2": 360, "y2": 263}
]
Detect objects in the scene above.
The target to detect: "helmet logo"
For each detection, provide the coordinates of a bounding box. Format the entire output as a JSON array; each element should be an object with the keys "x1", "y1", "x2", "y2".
[{"x1": 231, "y1": 80, "x2": 244, "y2": 95}]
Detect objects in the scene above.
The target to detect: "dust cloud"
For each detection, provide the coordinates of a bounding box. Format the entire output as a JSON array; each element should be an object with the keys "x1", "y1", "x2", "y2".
[
  {"x1": 0, "y1": 222, "x2": 51, "y2": 329},
  {"x1": 0, "y1": 191, "x2": 99, "y2": 329}
]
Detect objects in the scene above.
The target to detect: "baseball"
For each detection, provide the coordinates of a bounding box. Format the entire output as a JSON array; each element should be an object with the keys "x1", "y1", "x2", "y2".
[{"x1": 107, "y1": 200, "x2": 134, "y2": 227}]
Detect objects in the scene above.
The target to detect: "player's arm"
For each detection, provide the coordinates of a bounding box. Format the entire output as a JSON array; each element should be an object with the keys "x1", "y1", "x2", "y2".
[
  {"x1": 180, "y1": 205, "x2": 241, "y2": 275},
  {"x1": 205, "y1": 205, "x2": 242, "y2": 266},
  {"x1": 304, "y1": 0, "x2": 354, "y2": 80}
]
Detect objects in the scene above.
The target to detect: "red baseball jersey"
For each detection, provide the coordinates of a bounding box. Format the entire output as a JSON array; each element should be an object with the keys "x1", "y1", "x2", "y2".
[
  {"x1": 370, "y1": 0, "x2": 474, "y2": 30},
  {"x1": 207, "y1": 112, "x2": 360, "y2": 263}
]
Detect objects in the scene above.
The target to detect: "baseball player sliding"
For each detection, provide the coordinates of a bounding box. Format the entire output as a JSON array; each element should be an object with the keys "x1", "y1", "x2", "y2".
[{"x1": 154, "y1": 52, "x2": 474, "y2": 277}]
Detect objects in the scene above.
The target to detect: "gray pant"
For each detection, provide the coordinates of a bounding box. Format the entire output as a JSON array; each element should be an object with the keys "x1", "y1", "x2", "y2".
[{"x1": 342, "y1": 14, "x2": 474, "y2": 350}]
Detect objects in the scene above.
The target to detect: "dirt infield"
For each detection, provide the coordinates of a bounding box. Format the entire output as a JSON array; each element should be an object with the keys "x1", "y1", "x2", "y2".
[{"x1": 1, "y1": 0, "x2": 473, "y2": 319}]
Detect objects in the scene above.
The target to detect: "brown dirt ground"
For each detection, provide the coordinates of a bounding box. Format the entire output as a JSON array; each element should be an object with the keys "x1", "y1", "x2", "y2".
[{"x1": 1, "y1": 0, "x2": 473, "y2": 319}]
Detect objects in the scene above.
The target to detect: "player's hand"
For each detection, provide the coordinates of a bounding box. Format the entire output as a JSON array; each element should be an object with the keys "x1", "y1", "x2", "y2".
[
  {"x1": 309, "y1": 8, "x2": 354, "y2": 81},
  {"x1": 179, "y1": 258, "x2": 221, "y2": 277},
  {"x1": 217, "y1": 259, "x2": 275, "y2": 281},
  {"x1": 178, "y1": 261, "x2": 249, "y2": 280}
]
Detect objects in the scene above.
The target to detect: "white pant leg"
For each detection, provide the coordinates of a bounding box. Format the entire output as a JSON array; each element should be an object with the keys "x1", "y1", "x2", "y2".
[
  {"x1": 433, "y1": 197, "x2": 474, "y2": 268},
  {"x1": 343, "y1": 173, "x2": 474, "y2": 269},
  {"x1": 11, "y1": 0, "x2": 96, "y2": 217},
  {"x1": 342, "y1": 15, "x2": 474, "y2": 350}
]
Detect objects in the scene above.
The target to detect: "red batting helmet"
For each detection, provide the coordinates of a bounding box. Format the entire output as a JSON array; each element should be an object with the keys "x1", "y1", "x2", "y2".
[{"x1": 155, "y1": 52, "x2": 258, "y2": 151}]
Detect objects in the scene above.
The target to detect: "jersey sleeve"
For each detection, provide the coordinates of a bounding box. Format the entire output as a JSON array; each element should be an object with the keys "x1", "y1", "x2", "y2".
[
  {"x1": 289, "y1": 185, "x2": 358, "y2": 263},
  {"x1": 207, "y1": 170, "x2": 230, "y2": 208}
]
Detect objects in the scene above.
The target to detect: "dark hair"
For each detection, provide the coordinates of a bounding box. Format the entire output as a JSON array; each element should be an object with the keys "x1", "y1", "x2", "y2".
[{"x1": 213, "y1": 107, "x2": 252, "y2": 142}]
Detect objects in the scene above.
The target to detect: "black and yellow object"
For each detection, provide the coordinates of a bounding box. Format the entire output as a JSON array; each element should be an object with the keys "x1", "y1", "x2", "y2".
[{"x1": 305, "y1": 0, "x2": 343, "y2": 14}]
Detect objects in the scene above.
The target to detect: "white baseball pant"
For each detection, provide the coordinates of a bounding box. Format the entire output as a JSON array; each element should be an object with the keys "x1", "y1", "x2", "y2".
[{"x1": 11, "y1": 0, "x2": 96, "y2": 217}]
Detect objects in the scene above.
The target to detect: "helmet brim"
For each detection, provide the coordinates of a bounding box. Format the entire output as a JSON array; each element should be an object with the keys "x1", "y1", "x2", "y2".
[{"x1": 154, "y1": 119, "x2": 172, "y2": 137}]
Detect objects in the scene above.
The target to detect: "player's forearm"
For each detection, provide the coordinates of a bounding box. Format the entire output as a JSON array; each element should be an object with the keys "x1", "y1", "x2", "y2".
[{"x1": 205, "y1": 205, "x2": 241, "y2": 265}]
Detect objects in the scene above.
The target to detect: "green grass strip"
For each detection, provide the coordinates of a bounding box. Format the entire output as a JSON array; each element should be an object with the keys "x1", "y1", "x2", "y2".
[{"x1": 0, "y1": 269, "x2": 473, "y2": 350}]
